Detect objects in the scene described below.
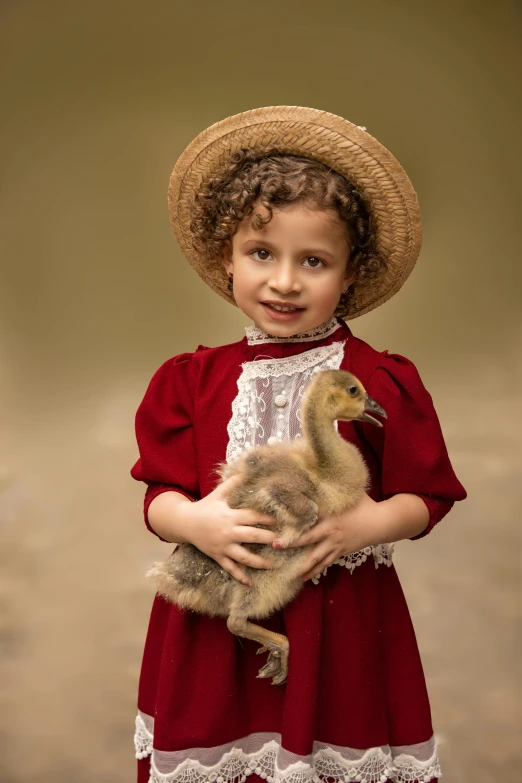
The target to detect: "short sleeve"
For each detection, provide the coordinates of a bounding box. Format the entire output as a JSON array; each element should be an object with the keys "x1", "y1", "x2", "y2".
[
  {"x1": 362, "y1": 352, "x2": 467, "y2": 539},
  {"x1": 131, "y1": 353, "x2": 200, "y2": 538}
]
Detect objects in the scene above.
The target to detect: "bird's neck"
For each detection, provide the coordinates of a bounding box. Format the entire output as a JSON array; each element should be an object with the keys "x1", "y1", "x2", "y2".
[{"x1": 301, "y1": 399, "x2": 345, "y2": 472}]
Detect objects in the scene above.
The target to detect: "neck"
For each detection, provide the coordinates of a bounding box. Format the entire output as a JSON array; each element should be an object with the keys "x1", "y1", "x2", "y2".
[{"x1": 301, "y1": 395, "x2": 345, "y2": 472}]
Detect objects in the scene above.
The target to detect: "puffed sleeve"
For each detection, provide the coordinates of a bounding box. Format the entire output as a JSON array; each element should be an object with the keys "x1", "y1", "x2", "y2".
[
  {"x1": 130, "y1": 352, "x2": 200, "y2": 538},
  {"x1": 362, "y1": 352, "x2": 466, "y2": 539}
]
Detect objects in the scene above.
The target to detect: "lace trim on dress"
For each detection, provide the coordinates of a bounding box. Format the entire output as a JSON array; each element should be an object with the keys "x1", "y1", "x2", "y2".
[
  {"x1": 245, "y1": 317, "x2": 340, "y2": 345},
  {"x1": 135, "y1": 712, "x2": 154, "y2": 760},
  {"x1": 134, "y1": 716, "x2": 441, "y2": 783},
  {"x1": 240, "y1": 341, "x2": 346, "y2": 381},
  {"x1": 310, "y1": 544, "x2": 395, "y2": 584}
]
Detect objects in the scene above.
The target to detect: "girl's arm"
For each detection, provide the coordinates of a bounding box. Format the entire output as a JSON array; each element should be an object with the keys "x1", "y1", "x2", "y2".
[
  {"x1": 287, "y1": 351, "x2": 467, "y2": 580},
  {"x1": 374, "y1": 492, "x2": 430, "y2": 542},
  {"x1": 147, "y1": 490, "x2": 196, "y2": 544},
  {"x1": 280, "y1": 492, "x2": 429, "y2": 581},
  {"x1": 132, "y1": 355, "x2": 279, "y2": 584},
  {"x1": 148, "y1": 477, "x2": 277, "y2": 586}
]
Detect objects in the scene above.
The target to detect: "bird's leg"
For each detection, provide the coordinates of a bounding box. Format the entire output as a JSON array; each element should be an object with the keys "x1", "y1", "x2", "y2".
[{"x1": 227, "y1": 614, "x2": 289, "y2": 685}]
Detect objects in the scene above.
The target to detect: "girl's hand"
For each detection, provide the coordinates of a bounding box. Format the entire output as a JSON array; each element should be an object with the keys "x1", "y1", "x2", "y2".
[
  {"x1": 185, "y1": 475, "x2": 277, "y2": 586},
  {"x1": 276, "y1": 494, "x2": 384, "y2": 582}
]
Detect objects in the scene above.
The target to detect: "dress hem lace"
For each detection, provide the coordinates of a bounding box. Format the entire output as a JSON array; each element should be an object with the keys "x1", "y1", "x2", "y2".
[{"x1": 135, "y1": 715, "x2": 440, "y2": 783}]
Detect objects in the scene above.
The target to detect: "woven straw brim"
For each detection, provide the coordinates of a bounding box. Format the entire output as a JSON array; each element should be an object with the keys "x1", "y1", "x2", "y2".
[{"x1": 168, "y1": 106, "x2": 422, "y2": 319}]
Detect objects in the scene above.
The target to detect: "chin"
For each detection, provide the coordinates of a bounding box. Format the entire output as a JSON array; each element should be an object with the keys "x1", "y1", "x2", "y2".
[{"x1": 255, "y1": 315, "x2": 324, "y2": 337}]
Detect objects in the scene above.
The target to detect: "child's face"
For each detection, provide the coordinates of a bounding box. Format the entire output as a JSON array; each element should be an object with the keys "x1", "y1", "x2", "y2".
[{"x1": 224, "y1": 202, "x2": 354, "y2": 336}]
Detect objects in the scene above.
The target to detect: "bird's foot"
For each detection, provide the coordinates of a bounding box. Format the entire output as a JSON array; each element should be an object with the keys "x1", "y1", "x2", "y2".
[{"x1": 256, "y1": 647, "x2": 288, "y2": 685}]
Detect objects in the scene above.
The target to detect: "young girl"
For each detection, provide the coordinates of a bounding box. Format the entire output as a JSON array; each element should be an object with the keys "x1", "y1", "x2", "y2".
[{"x1": 131, "y1": 106, "x2": 466, "y2": 783}]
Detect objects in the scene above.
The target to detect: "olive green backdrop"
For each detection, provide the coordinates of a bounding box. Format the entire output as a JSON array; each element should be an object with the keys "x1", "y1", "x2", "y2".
[{"x1": 0, "y1": 1, "x2": 520, "y2": 781}]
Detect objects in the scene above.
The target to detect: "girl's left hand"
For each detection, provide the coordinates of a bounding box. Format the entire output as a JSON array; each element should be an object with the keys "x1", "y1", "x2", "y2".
[{"x1": 278, "y1": 494, "x2": 385, "y2": 581}]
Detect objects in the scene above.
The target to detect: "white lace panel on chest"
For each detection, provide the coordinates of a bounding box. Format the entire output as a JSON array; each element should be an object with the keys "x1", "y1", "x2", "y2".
[{"x1": 226, "y1": 340, "x2": 345, "y2": 464}]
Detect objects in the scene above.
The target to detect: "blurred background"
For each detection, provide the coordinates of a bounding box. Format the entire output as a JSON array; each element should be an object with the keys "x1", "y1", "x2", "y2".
[{"x1": 0, "y1": 1, "x2": 520, "y2": 781}]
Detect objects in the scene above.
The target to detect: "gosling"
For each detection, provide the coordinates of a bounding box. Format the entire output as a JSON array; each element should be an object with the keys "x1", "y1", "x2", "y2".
[{"x1": 149, "y1": 370, "x2": 386, "y2": 685}]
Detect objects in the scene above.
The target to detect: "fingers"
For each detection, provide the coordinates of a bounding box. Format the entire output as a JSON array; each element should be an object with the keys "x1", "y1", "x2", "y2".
[
  {"x1": 238, "y1": 526, "x2": 277, "y2": 546},
  {"x1": 215, "y1": 474, "x2": 242, "y2": 496},
  {"x1": 298, "y1": 542, "x2": 335, "y2": 580},
  {"x1": 234, "y1": 509, "x2": 276, "y2": 526},
  {"x1": 218, "y1": 556, "x2": 252, "y2": 587},
  {"x1": 300, "y1": 556, "x2": 336, "y2": 582},
  {"x1": 228, "y1": 544, "x2": 273, "y2": 570},
  {"x1": 275, "y1": 520, "x2": 330, "y2": 548},
  {"x1": 214, "y1": 481, "x2": 275, "y2": 526}
]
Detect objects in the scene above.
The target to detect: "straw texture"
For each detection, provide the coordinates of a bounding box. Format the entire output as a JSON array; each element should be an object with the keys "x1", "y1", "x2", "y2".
[{"x1": 168, "y1": 106, "x2": 422, "y2": 319}]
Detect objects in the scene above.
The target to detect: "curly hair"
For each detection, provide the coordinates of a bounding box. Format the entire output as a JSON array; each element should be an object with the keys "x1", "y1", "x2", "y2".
[{"x1": 190, "y1": 149, "x2": 386, "y2": 315}]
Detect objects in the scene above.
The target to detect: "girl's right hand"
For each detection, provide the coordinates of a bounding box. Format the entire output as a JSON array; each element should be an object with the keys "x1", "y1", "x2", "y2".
[{"x1": 184, "y1": 476, "x2": 277, "y2": 585}]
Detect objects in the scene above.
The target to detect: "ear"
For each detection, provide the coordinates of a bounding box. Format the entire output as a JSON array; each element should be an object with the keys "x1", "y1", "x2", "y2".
[
  {"x1": 223, "y1": 242, "x2": 234, "y2": 276},
  {"x1": 343, "y1": 264, "x2": 356, "y2": 290}
]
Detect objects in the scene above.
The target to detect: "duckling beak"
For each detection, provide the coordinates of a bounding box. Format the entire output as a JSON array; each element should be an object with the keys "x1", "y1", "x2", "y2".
[{"x1": 357, "y1": 395, "x2": 387, "y2": 427}]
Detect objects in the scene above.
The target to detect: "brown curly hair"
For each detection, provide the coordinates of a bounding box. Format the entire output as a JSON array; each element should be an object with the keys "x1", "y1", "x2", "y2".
[{"x1": 190, "y1": 149, "x2": 387, "y2": 316}]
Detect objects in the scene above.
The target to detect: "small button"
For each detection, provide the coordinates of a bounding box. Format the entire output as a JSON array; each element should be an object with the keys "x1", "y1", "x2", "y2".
[{"x1": 274, "y1": 394, "x2": 288, "y2": 408}]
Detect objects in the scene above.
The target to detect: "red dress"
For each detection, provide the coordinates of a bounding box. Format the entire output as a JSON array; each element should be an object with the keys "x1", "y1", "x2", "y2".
[{"x1": 131, "y1": 318, "x2": 466, "y2": 783}]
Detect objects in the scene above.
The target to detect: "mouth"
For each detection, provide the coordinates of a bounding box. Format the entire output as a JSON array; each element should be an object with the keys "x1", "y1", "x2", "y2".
[
  {"x1": 356, "y1": 394, "x2": 387, "y2": 427},
  {"x1": 261, "y1": 301, "x2": 305, "y2": 320}
]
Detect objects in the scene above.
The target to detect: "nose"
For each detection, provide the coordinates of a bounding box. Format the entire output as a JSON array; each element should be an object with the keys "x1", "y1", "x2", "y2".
[{"x1": 268, "y1": 261, "x2": 302, "y2": 295}]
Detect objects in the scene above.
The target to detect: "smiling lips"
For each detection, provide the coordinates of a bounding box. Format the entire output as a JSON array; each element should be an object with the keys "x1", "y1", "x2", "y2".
[
  {"x1": 269, "y1": 304, "x2": 301, "y2": 312},
  {"x1": 262, "y1": 301, "x2": 304, "y2": 312},
  {"x1": 261, "y1": 301, "x2": 305, "y2": 321}
]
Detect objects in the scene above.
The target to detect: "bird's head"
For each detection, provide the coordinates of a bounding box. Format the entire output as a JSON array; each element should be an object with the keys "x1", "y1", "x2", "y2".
[{"x1": 304, "y1": 369, "x2": 387, "y2": 427}]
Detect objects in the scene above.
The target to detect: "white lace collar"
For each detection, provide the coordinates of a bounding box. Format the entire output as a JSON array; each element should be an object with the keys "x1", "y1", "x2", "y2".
[{"x1": 245, "y1": 317, "x2": 340, "y2": 346}]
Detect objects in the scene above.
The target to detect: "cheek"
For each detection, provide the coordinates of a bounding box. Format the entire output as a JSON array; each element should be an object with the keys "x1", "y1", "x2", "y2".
[
  {"x1": 316, "y1": 277, "x2": 344, "y2": 301},
  {"x1": 232, "y1": 271, "x2": 258, "y2": 301},
  {"x1": 238, "y1": 263, "x2": 265, "y2": 289}
]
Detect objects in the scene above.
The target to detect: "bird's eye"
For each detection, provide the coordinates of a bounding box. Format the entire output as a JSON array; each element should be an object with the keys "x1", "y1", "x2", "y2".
[{"x1": 348, "y1": 385, "x2": 358, "y2": 395}]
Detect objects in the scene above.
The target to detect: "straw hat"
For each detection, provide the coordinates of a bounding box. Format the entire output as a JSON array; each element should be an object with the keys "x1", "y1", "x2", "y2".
[{"x1": 168, "y1": 106, "x2": 422, "y2": 319}]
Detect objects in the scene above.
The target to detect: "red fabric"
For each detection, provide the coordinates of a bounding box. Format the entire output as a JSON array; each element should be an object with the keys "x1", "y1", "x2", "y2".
[
  {"x1": 131, "y1": 319, "x2": 465, "y2": 774},
  {"x1": 346, "y1": 346, "x2": 467, "y2": 538},
  {"x1": 137, "y1": 757, "x2": 150, "y2": 783}
]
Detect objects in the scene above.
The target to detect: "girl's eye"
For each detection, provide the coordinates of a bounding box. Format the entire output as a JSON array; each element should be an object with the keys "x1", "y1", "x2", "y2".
[
  {"x1": 302, "y1": 256, "x2": 325, "y2": 269},
  {"x1": 251, "y1": 249, "x2": 272, "y2": 261}
]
